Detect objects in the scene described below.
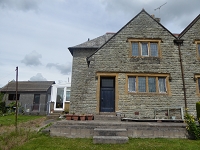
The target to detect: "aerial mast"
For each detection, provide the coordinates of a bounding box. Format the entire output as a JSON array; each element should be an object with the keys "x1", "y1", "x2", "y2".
[{"x1": 154, "y1": 2, "x2": 167, "y2": 18}]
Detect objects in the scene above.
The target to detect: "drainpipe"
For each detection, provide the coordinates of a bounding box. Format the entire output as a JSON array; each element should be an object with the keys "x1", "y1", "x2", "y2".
[{"x1": 174, "y1": 39, "x2": 187, "y2": 112}]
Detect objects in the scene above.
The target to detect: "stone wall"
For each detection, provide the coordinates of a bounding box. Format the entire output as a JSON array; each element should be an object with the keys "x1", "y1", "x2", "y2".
[
  {"x1": 70, "y1": 10, "x2": 200, "y2": 118},
  {"x1": 180, "y1": 18, "x2": 200, "y2": 114},
  {"x1": 70, "y1": 48, "x2": 97, "y2": 114},
  {"x1": 87, "y1": 11, "x2": 184, "y2": 118}
]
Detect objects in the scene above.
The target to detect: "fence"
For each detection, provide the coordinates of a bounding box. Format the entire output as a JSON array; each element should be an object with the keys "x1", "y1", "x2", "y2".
[{"x1": 20, "y1": 104, "x2": 48, "y2": 115}]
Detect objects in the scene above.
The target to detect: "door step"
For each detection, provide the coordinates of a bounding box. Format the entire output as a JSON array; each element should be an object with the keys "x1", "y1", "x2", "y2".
[
  {"x1": 93, "y1": 136, "x2": 128, "y2": 144},
  {"x1": 94, "y1": 114, "x2": 121, "y2": 121},
  {"x1": 93, "y1": 128, "x2": 128, "y2": 144},
  {"x1": 94, "y1": 128, "x2": 127, "y2": 136}
]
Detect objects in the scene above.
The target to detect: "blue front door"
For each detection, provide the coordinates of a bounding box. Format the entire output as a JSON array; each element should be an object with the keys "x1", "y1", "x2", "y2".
[{"x1": 100, "y1": 78, "x2": 115, "y2": 112}]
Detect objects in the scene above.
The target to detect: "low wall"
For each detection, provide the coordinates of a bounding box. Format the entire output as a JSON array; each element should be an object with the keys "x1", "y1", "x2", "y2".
[{"x1": 49, "y1": 120, "x2": 187, "y2": 138}]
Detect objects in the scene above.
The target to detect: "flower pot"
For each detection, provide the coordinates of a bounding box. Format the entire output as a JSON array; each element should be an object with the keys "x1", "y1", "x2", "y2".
[
  {"x1": 79, "y1": 115, "x2": 86, "y2": 121},
  {"x1": 66, "y1": 114, "x2": 73, "y2": 120},
  {"x1": 72, "y1": 115, "x2": 79, "y2": 121},
  {"x1": 87, "y1": 114, "x2": 93, "y2": 120}
]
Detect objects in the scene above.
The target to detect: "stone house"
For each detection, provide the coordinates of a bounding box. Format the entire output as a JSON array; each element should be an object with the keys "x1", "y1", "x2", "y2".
[
  {"x1": 0, "y1": 81, "x2": 55, "y2": 115},
  {"x1": 68, "y1": 9, "x2": 200, "y2": 119}
]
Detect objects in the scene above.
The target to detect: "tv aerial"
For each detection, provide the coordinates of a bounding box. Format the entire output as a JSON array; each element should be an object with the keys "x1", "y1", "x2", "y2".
[{"x1": 154, "y1": 2, "x2": 167, "y2": 18}]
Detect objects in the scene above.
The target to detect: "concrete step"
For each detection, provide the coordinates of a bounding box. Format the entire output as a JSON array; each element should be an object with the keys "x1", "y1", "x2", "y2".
[
  {"x1": 94, "y1": 128, "x2": 127, "y2": 136},
  {"x1": 94, "y1": 115, "x2": 121, "y2": 121},
  {"x1": 93, "y1": 136, "x2": 129, "y2": 144}
]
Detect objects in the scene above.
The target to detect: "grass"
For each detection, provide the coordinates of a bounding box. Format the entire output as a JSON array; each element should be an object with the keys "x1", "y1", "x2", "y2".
[
  {"x1": 1, "y1": 115, "x2": 200, "y2": 150},
  {"x1": 12, "y1": 136, "x2": 200, "y2": 150},
  {"x1": 0, "y1": 115, "x2": 46, "y2": 150},
  {"x1": 0, "y1": 114, "x2": 44, "y2": 126}
]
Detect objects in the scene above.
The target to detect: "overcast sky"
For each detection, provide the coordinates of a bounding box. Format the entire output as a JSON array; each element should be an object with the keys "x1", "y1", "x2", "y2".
[{"x1": 0, "y1": 0, "x2": 200, "y2": 88}]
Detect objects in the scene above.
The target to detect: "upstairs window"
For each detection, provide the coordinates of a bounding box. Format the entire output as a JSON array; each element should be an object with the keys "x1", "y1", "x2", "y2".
[
  {"x1": 129, "y1": 39, "x2": 161, "y2": 57},
  {"x1": 198, "y1": 44, "x2": 200, "y2": 58},
  {"x1": 127, "y1": 74, "x2": 168, "y2": 94},
  {"x1": 195, "y1": 41, "x2": 200, "y2": 59},
  {"x1": 132, "y1": 42, "x2": 158, "y2": 57}
]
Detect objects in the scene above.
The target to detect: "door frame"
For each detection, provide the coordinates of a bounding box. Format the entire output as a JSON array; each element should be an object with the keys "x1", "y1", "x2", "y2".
[
  {"x1": 100, "y1": 77, "x2": 115, "y2": 112},
  {"x1": 54, "y1": 87, "x2": 65, "y2": 111},
  {"x1": 96, "y1": 73, "x2": 119, "y2": 113}
]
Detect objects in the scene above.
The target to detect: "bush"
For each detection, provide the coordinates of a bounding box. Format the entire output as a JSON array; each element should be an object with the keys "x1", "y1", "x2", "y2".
[
  {"x1": 196, "y1": 102, "x2": 200, "y2": 123},
  {"x1": 0, "y1": 93, "x2": 6, "y2": 114},
  {"x1": 185, "y1": 112, "x2": 200, "y2": 140}
]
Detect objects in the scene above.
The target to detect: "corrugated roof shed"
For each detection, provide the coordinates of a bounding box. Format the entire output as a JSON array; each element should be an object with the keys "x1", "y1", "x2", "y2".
[{"x1": 0, "y1": 81, "x2": 55, "y2": 92}]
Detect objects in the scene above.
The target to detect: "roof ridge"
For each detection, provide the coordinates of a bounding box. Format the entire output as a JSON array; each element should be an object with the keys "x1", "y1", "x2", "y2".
[
  {"x1": 86, "y1": 9, "x2": 177, "y2": 65},
  {"x1": 178, "y1": 14, "x2": 200, "y2": 38}
]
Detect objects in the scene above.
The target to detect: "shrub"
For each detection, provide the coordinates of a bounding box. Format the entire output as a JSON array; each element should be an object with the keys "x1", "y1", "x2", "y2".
[
  {"x1": 185, "y1": 112, "x2": 200, "y2": 140},
  {"x1": 0, "y1": 93, "x2": 6, "y2": 114},
  {"x1": 196, "y1": 102, "x2": 200, "y2": 123}
]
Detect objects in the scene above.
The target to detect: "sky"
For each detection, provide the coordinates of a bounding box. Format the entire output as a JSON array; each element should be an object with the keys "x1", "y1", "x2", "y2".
[{"x1": 0, "y1": 0, "x2": 200, "y2": 88}]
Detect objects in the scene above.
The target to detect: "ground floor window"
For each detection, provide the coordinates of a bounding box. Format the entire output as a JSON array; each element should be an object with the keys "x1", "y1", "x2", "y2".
[
  {"x1": 8, "y1": 94, "x2": 20, "y2": 100},
  {"x1": 127, "y1": 74, "x2": 168, "y2": 94}
]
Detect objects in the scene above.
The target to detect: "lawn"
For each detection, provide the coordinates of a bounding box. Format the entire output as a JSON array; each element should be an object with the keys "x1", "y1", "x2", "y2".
[
  {"x1": 12, "y1": 136, "x2": 200, "y2": 150},
  {"x1": 0, "y1": 114, "x2": 44, "y2": 126},
  {"x1": 1, "y1": 115, "x2": 200, "y2": 150}
]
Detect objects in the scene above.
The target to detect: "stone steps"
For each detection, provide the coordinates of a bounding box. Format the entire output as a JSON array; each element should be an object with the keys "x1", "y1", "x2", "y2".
[
  {"x1": 93, "y1": 128, "x2": 128, "y2": 144},
  {"x1": 93, "y1": 136, "x2": 129, "y2": 144},
  {"x1": 94, "y1": 115, "x2": 121, "y2": 121},
  {"x1": 47, "y1": 111, "x2": 63, "y2": 119}
]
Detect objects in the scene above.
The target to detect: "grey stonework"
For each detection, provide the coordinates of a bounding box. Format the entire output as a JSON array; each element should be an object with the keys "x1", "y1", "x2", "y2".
[
  {"x1": 179, "y1": 16, "x2": 200, "y2": 114},
  {"x1": 69, "y1": 10, "x2": 200, "y2": 119}
]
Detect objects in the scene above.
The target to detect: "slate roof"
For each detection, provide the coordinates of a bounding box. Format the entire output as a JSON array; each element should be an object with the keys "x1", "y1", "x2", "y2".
[
  {"x1": 68, "y1": 32, "x2": 115, "y2": 55},
  {"x1": 0, "y1": 81, "x2": 55, "y2": 92}
]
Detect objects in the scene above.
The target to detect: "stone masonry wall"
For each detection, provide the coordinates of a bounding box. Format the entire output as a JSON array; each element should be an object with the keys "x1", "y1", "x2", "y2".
[
  {"x1": 180, "y1": 18, "x2": 200, "y2": 115},
  {"x1": 70, "y1": 48, "x2": 97, "y2": 114},
  {"x1": 70, "y1": 11, "x2": 200, "y2": 119},
  {"x1": 86, "y1": 11, "x2": 185, "y2": 118}
]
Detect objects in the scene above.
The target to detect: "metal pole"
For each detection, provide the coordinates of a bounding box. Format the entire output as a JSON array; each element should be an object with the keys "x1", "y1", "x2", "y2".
[{"x1": 15, "y1": 66, "x2": 18, "y2": 132}]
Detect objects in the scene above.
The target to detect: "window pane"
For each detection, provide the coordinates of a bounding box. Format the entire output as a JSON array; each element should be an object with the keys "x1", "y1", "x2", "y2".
[
  {"x1": 138, "y1": 77, "x2": 146, "y2": 92},
  {"x1": 198, "y1": 78, "x2": 200, "y2": 93},
  {"x1": 101, "y1": 78, "x2": 114, "y2": 88},
  {"x1": 158, "y1": 77, "x2": 166, "y2": 93},
  {"x1": 141, "y1": 43, "x2": 148, "y2": 56},
  {"x1": 198, "y1": 44, "x2": 200, "y2": 56},
  {"x1": 150, "y1": 43, "x2": 158, "y2": 56},
  {"x1": 128, "y1": 77, "x2": 136, "y2": 92},
  {"x1": 66, "y1": 91, "x2": 70, "y2": 101},
  {"x1": 148, "y1": 77, "x2": 156, "y2": 92},
  {"x1": 132, "y1": 43, "x2": 139, "y2": 56}
]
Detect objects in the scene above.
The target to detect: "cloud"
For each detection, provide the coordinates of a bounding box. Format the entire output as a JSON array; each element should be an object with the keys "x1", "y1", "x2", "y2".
[
  {"x1": 21, "y1": 51, "x2": 42, "y2": 66},
  {"x1": 100, "y1": 0, "x2": 200, "y2": 33},
  {"x1": 0, "y1": 0, "x2": 40, "y2": 11},
  {"x1": 29, "y1": 73, "x2": 47, "y2": 81},
  {"x1": 46, "y1": 63, "x2": 71, "y2": 75}
]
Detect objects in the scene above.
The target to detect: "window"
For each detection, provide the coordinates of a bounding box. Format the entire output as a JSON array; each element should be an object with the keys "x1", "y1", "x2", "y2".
[
  {"x1": 195, "y1": 75, "x2": 200, "y2": 94},
  {"x1": 66, "y1": 91, "x2": 70, "y2": 101},
  {"x1": 197, "y1": 43, "x2": 200, "y2": 58},
  {"x1": 132, "y1": 42, "x2": 158, "y2": 57},
  {"x1": 8, "y1": 94, "x2": 20, "y2": 100},
  {"x1": 128, "y1": 75, "x2": 168, "y2": 94},
  {"x1": 129, "y1": 39, "x2": 161, "y2": 57}
]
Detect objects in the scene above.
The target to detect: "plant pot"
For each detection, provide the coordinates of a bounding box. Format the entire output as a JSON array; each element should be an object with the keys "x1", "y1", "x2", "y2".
[
  {"x1": 66, "y1": 114, "x2": 73, "y2": 120},
  {"x1": 79, "y1": 115, "x2": 86, "y2": 121},
  {"x1": 87, "y1": 114, "x2": 93, "y2": 120},
  {"x1": 171, "y1": 116, "x2": 176, "y2": 120},
  {"x1": 72, "y1": 115, "x2": 79, "y2": 121}
]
